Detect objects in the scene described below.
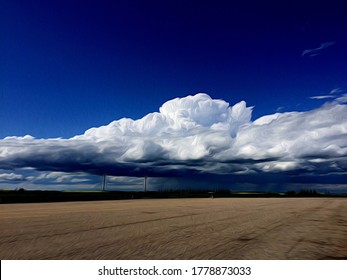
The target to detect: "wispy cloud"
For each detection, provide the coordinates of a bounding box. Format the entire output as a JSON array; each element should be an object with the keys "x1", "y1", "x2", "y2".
[
  {"x1": 309, "y1": 87, "x2": 345, "y2": 100},
  {"x1": 275, "y1": 106, "x2": 285, "y2": 112},
  {"x1": 27, "y1": 171, "x2": 93, "y2": 184},
  {"x1": 301, "y1": 41, "x2": 336, "y2": 57},
  {"x1": 309, "y1": 95, "x2": 336, "y2": 100},
  {"x1": 335, "y1": 93, "x2": 347, "y2": 103},
  {"x1": 0, "y1": 173, "x2": 25, "y2": 182},
  {"x1": 329, "y1": 88, "x2": 343, "y2": 94}
]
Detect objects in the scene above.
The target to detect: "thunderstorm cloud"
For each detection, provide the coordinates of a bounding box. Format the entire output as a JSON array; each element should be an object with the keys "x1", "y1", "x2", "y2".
[{"x1": 1, "y1": 93, "x2": 347, "y2": 181}]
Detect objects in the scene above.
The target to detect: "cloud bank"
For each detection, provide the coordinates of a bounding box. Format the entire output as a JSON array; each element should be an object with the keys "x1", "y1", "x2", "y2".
[{"x1": 1, "y1": 93, "x2": 347, "y2": 181}]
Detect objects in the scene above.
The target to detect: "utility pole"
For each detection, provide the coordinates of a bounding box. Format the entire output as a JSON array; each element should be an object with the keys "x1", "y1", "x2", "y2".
[
  {"x1": 144, "y1": 176, "x2": 147, "y2": 192},
  {"x1": 102, "y1": 174, "x2": 107, "y2": 191}
]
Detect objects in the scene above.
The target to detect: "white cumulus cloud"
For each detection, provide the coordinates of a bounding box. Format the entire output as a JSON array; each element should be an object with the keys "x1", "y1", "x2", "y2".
[{"x1": 0, "y1": 93, "x2": 346, "y2": 179}]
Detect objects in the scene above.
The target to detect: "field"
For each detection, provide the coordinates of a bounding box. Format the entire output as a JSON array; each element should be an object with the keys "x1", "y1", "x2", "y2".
[{"x1": 0, "y1": 198, "x2": 346, "y2": 259}]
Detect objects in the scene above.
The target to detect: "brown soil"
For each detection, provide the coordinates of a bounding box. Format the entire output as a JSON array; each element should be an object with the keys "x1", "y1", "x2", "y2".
[{"x1": 0, "y1": 198, "x2": 346, "y2": 259}]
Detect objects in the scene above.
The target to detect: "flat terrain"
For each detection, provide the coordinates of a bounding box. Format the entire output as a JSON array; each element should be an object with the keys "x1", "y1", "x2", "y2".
[{"x1": 0, "y1": 198, "x2": 346, "y2": 259}]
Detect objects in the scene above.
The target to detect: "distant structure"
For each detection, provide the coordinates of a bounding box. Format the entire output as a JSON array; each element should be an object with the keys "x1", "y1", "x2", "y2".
[{"x1": 102, "y1": 174, "x2": 107, "y2": 191}]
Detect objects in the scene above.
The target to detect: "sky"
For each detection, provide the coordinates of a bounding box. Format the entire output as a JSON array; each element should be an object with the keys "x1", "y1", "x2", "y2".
[{"x1": 1, "y1": 0, "x2": 347, "y2": 192}]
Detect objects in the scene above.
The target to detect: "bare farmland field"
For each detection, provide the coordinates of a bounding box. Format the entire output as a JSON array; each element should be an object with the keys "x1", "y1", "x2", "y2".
[{"x1": 0, "y1": 198, "x2": 346, "y2": 259}]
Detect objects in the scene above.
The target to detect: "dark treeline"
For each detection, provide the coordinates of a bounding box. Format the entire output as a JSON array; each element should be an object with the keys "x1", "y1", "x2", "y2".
[{"x1": 0, "y1": 188, "x2": 346, "y2": 204}]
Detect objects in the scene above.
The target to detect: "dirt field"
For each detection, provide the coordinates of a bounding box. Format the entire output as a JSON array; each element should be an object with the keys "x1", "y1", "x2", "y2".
[{"x1": 0, "y1": 198, "x2": 346, "y2": 259}]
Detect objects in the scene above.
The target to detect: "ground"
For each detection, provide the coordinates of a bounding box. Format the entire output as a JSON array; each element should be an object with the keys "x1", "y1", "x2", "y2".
[{"x1": 0, "y1": 198, "x2": 346, "y2": 259}]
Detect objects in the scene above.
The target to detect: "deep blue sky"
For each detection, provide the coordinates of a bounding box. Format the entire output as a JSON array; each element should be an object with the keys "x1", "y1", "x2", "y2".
[{"x1": 1, "y1": 0, "x2": 347, "y2": 138}]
